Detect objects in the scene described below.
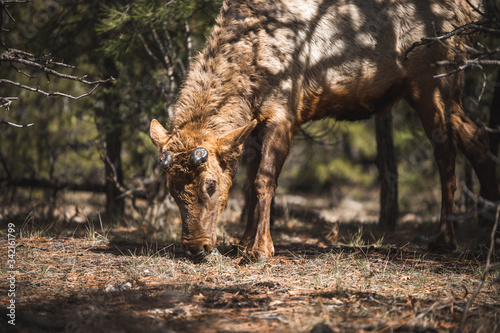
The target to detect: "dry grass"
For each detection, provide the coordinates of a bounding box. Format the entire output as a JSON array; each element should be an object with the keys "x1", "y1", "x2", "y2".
[{"x1": 1, "y1": 194, "x2": 499, "y2": 332}]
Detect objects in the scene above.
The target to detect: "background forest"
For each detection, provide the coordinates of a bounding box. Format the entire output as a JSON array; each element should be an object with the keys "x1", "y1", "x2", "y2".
[{"x1": 1, "y1": 0, "x2": 499, "y2": 235}]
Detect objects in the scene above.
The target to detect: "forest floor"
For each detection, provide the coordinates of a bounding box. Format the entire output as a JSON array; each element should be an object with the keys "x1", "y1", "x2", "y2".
[{"x1": 1, "y1": 192, "x2": 499, "y2": 333}]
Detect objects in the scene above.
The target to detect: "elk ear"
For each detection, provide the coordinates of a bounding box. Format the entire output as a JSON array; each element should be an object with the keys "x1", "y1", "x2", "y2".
[
  {"x1": 150, "y1": 119, "x2": 170, "y2": 150},
  {"x1": 218, "y1": 119, "x2": 257, "y2": 153}
]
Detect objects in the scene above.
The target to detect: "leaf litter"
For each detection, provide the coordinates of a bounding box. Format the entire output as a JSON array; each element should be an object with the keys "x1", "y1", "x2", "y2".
[{"x1": 1, "y1": 229, "x2": 499, "y2": 333}]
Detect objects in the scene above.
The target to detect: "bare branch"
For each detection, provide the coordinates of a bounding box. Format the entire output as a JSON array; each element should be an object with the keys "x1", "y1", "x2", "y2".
[
  {"x1": 432, "y1": 61, "x2": 493, "y2": 80},
  {"x1": 437, "y1": 59, "x2": 500, "y2": 68},
  {"x1": 102, "y1": 143, "x2": 129, "y2": 196},
  {"x1": 151, "y1": 25, "x2": 167, "y2": 61},
  {"x1": 0, "y1": 79, "x2": 103, "y2": 100},
  {"x1": 44, "y1": 57, "x2": 78, "y2": 70},
  {"x1": 0, "y1": 50, "x2": 114, "y2": 85},
  {"x1": 185, "y1": 19, "x2": 192, "y2": 63},
  {"x1": 1, "y1": 48, "x2": 34, "y2": 58},
  {"x1": 404, "y1": 19, "x2": 500, "y2": 60},
  {"x1": 434, "y1": 62, "x2": 488, "y2": 106},
  {"x1": 0, "y1": 119, "x2": 34, "y2": 127},
  {"x1": 0, "y1": 96, "x2": 17, "y2": 109},
  {"x1": 485, "y1": 125, "x2": 500, "y2": 133},
  {"x1": 1, "y1": 2, "x2": 19, "y2": 25},
  {"x1": 462, "y1": 182, "x2": 500, "y2": 208},
  {"x1": 0, "y1": 48, "x2": 114, "y2": 109},
  {"x1": 138, "y1": 33, "x2": 160, "y2": 63},
  {"x1": 403, "y1": 2, "x2": 500, "y2": 80},
  {"x1": 466, "y1": 0, "x2": 485, "y2": 17}
]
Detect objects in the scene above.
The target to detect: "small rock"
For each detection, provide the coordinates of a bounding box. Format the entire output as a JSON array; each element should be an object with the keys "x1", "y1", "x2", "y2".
[{"x1": 105, "y1": 281, "x2": 132, "y2": 292}]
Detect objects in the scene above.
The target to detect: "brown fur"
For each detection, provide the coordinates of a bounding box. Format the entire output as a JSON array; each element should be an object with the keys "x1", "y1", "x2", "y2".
[{"x1": 150, "y1": 0, "x2": 499, "y2": 259}]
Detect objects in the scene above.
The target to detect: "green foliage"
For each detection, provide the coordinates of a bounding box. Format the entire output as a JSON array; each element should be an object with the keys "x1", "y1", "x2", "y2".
[
  {"x1": 1, "y1": 0, "x2": 222, "y2": 205},
  {"x1": 98, "y1": 0, "x2": 222, "y2": 61}
]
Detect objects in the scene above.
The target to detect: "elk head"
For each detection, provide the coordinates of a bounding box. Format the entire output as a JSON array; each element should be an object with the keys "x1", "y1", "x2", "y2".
[{"x1": 149, "y1": 119, "x2": 257, "y2": 259}]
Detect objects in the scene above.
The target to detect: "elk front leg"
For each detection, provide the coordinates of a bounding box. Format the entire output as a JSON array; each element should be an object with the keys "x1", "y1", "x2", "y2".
[
  {"x1": 411, "y1": 87, "x2": 458, "y2": 251},
  {"x1": 240, "y1": 122, "x2": 291, "y2": 260}
]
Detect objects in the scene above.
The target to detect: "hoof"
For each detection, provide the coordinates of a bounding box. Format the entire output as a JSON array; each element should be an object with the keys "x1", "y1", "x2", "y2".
[
  {"x1": 245, "y1": 250, "x2": 272, "y2": 262},
  {"x1": 252, "y1": 253, "x2": 269, "y2": 263},
  {"x1": 238, "y1": 238, "x2": 274, "y2": 262},
  {"x1": 236, "y1": 245, "x2": 273, "y2": 263}
]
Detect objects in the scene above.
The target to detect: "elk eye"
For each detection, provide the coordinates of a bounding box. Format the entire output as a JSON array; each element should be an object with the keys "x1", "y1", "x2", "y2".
[{"x1": 206, "y1": 179, "x2": 217, "y2": 197}]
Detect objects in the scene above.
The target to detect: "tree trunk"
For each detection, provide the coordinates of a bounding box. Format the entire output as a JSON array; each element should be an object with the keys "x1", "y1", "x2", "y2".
[
  {"x1": 488, "y1": 70, "x2": 500, "y2": 157},
  {"x1": 104, "y1": 119, "x2": 124, "y2": 217},
  {"x1": 101, "y1": 58, "x2": 124, "y2": 217},
  {"x1": 375, "y1": 112, "x2": 398, "y2": 231}
]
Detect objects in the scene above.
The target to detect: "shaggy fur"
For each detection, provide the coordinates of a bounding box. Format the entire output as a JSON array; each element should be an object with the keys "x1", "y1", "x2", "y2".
[{"x1": 151, "y1": 0, "x2": 499, "y2": 259}]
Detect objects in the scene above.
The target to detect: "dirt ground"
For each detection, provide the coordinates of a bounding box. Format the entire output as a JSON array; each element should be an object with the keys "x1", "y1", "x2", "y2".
[{"x1": 1, "y1": 193, "x2": 499, "y2": 333}]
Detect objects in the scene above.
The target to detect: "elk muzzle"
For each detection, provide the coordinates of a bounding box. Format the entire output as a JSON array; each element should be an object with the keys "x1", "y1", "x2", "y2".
[{"x1": 182, "y1": 237, "x2": 215, "y2": 260}]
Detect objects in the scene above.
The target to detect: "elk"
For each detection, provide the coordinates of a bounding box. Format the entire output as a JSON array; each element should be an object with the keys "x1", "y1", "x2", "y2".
[{"x1": 150, "y1": 0, "x2": 499, "y2": 260}]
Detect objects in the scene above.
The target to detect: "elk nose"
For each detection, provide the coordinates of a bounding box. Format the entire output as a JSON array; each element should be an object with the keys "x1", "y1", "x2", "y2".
[{"x1": 183, "y1": 240, "x2": 211, "y2": 260}]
